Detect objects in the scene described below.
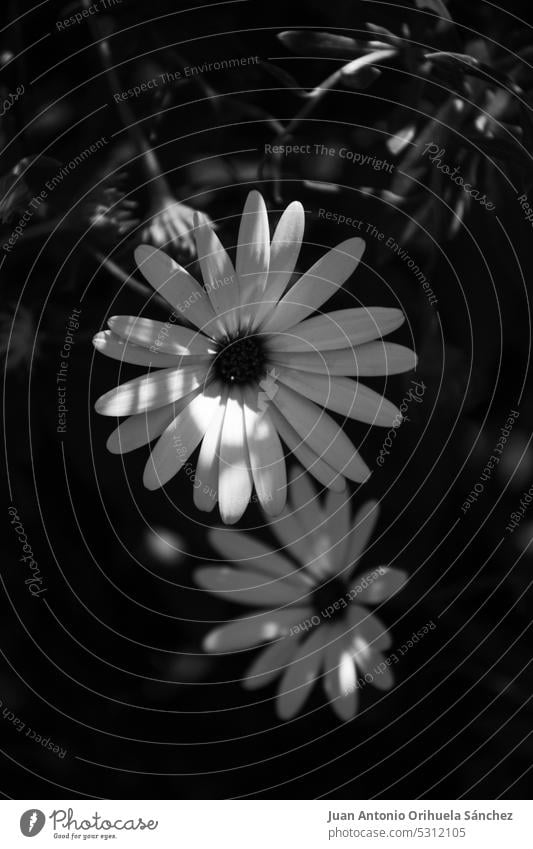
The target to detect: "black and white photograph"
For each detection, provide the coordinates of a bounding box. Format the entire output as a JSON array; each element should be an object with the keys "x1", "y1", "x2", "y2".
[{"x1": 1, "y1": 0, "x2": 532, "y2": 840}]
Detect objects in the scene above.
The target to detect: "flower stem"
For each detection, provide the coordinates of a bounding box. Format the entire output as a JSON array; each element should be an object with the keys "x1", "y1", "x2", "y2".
[
  {"x1": 266, "y1": 49, "x2": 395, "y2": 202},
  {"x1": 82, "y1": 0, "x2": 171, "y2": 196},
  {"x1": 89, "y1": 247, "x2": 168, "y2": 308}
]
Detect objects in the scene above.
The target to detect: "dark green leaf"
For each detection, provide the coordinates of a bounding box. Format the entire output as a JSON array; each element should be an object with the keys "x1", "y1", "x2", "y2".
[
  {"x1": 278, "y1": 30, "x2": 363, "y2": 58},
  {"x1": 341, "y1": 64, "x2": 381, "y2": 89},
  {"x1": 415, "y1": 0, "x2": 453, "y2": 22}
]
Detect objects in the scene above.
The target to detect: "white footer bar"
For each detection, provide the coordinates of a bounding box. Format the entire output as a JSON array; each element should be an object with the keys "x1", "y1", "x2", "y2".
[{"x1": 3, "y1": 800, "x2": 529, "y2": 847}]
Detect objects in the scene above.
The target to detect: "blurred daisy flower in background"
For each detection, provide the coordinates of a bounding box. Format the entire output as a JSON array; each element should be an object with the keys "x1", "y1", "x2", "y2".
[
  {"x1": 84, "y1": 184, "x2": 139, "y2": 243},
  {"x1": 196, "y1": 469, "x2": 407, "y2": 720},
  {"x1": 93, "y1": 190, "x2": 416, "y2": 523},
  {"x1": 141, "y1": 193, "x2": 211, "y2": 262}
]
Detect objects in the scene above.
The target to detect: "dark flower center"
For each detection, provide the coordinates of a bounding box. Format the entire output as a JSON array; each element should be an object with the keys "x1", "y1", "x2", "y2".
[
  {"x1": 312, "y1": 575, "x2": 349, "y2": 621},
  {"x1": 213, "y1": 334, "x2": 267, "y2": 385}
]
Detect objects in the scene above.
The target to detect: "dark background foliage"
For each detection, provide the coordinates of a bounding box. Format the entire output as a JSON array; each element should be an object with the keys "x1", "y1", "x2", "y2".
[{"x1": 1, "y1": 0, "x2": 533, "y2": 799}]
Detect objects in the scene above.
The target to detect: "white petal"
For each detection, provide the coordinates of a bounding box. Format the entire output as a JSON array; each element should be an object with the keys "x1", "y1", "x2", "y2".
[
  {"x1": 243, "y1": 636, "x2": 300, "y2": 690},
  {"x1": 134, "y1": 244, "x2": 223, "y2": 337},
  {"x1": 276, "y1": 626, "x2": 328, "y2": 719},
  {"x1": 254, "y1": 200, "x2": 305, "y2": 328},
  {"x1": 268, "y1": 506, "x2": 311, "y2": 568},
  {"x1": 93, "y1": 330, "x2": 183, "y2": 368},
  {"x1": 243, "y1": 386, "x2": 287, "y2": 516},
  {"x1": 95, "y1": 364, "x2": 208, "y2": 416},
  {"x1": 236, "y1": 191, "x2": 270, "y2": 327},
  {"x1": 262, "y1": 237, "x2": 365, "y2": 332},
  {"x1": 288, "y1": 467, "x2": 323, "y2": 531},
  {"x1": 194, "y1": 213, "x2": 240, "y2": 334},
  {"x1": 343, "y1": 340, "x2": 417, "y2": 375},
  {"x1": 193, "y1": 390, "x2": 228, "y2": 512},
  {"x1": 108, "y1": 315, "x2": 215, "y2": 357},
  {"x1": 272, "y1": 383, "x2": 371, "y2": 482},
  {"x1": 276, "y1": 367, "x2": 402, "y2": 426},
  {"x1": 203, "y1": 607, "x2": 310, "y2": 652},
  {"x1": 106, "y1": 391, "x2": 200, "y2": 454},
  {"x1": 323, "y1": 627, "x2": 358, "y2": 720},
  {"x1": 288, "y1": 469, "x2": 338, "y2": 579},
  {"x1": 143, "y1": 383, "x2": 221, "y2": 489},
  {"x1": 208, "y1": 528, "x2": 310, "y2": 586},
  {"x1": 268, "y1": 403, "x2": 347, "y2": 492},
  {"x1": 218, "y1": 388, "x2": 253, "y2": 524},
  {"x1": 266, "y1": 307, "x2": 404, "y2": 353},
  {"x1": 358, "y1": 647, "x2": 394, "y2": 691},
  {"x1": 348, "y1": 605, "x2": 392, "y2": 651},
  {"x1": 323, "y1": 488, "x2": 352, "y2": 576},
  {"x1": 195, "y1": 566, "x2": 307, "y2": 606},
  {"x1": 352, "y1": 566, "x2": 408, "y2": 604},
  {"x1": 347, "y1": 500, "x2": 380, "y2": 573},
  {"x1": 350, "y1": 634, "x2": 393, "y2": 691},
  {"x1": 271, "y1": 341, "x2": 417, "y2": 376}
]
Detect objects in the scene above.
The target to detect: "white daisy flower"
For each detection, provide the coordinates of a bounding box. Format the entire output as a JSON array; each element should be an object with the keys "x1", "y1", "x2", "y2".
[
  {"x1": 197, "y1": 469, "x2": 407, "y2": 720},
  {"x1": 93, "y1": 191, "x2": 416, "y2": 524}
]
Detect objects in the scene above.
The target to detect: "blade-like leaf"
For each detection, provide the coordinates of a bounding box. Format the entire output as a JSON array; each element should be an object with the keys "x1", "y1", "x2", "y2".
[{"x1": 278, "y1": 30, "x2": 364, "y2": 58}]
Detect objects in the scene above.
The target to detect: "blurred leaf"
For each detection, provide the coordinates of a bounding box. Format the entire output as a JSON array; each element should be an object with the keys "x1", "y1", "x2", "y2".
[
  {"x1": 390, "y1": 99, "x2": 461, "y2": 196},
  {"x1": 425, "y1": 51, "x2": 480, "y2": 71},
  {"x1": 464, "y1": 133, "x2": 533, "y2": 176},
  {"x1": 0, "y1": 156, "x2": 60, "y2": 222},
  {"x1": 426, "y1": 51, "x2": 515, "y2": 92},
  {"x1": 365, "y1": 22, "x2": 403, "y2": 49},
  {"x1": 262, "y1": 61, "x2": 307, "y2": 96},
  {"x1": 341, "y1": 63, "x2": 381, "y2": 89},
  {"x1": 278, "y1": 30, "x2": 363, "y2": 58},
  {"x1": 415, "y1": 0, "x2": 452, "y2": 21},
  {"x1": 519, "y1": 101, "x2": 533, "y2": 152},
  {"x1": 0, "y1": 171, "x2": 31, "y2": 223},
  {"x1": 303, "y1": 180, "x2": 340, "y2": 193},
  {"x1": 387, "y1": 124, "x2": 417, "y2": 156}
]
